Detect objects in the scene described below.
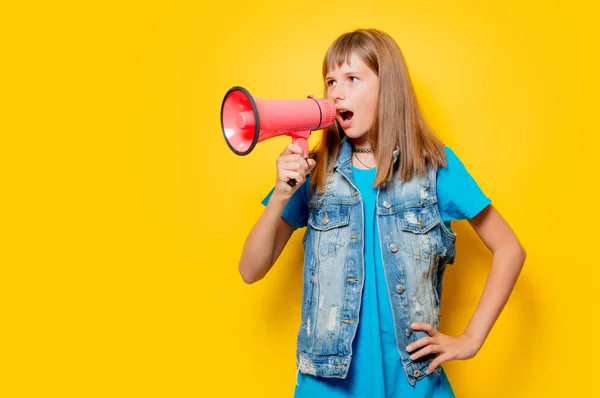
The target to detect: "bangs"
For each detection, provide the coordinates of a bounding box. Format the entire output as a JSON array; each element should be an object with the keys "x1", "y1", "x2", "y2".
[{"x1": 322, "y1": 32, "x2": 377, "y2": 78}]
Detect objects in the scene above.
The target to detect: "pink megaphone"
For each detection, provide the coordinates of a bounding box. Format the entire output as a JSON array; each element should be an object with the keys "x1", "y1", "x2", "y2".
[{"x1": 220, "y1": 86, "x2": 335, "y2": 160}]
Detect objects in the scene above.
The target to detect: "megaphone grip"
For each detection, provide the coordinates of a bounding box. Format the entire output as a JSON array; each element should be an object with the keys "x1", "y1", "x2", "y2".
[
  {"x1": 292, "y1": 137, "x2": 309, "y2": 159},
  {"x1": 287, "y1": 136, "x2": 309, "y2": 187}
]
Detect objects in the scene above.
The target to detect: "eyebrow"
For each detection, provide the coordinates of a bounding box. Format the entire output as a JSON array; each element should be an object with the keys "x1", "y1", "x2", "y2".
[{"x1": 325, "y1": 71, "x2": 363, "y2": 80}]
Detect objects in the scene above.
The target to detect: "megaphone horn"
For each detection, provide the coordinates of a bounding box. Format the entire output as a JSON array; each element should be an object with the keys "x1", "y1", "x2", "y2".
[{"x1": 220, "y1": 87, "x2": 336, "y2": 187}]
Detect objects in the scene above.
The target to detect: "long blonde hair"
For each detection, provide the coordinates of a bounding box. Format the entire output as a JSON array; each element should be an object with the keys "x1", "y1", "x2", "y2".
[{"x1": 311, "y1": 28, "x2": 447, "y2": 192}]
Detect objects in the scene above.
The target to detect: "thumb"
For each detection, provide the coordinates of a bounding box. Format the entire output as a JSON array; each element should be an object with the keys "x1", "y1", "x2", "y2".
[{"x1": 307, "y1": 158, "x2": 316, "y2": 172}]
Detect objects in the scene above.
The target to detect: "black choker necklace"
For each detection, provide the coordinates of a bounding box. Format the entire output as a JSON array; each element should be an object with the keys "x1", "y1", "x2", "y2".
[{"x1": 354, "y1": 147, "x2": 372, "y2": 153}]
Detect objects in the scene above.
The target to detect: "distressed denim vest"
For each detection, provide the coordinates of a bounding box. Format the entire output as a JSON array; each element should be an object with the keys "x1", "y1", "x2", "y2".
[{"x1": 297, "y1": 139, "x2": 457, "y2": 386}]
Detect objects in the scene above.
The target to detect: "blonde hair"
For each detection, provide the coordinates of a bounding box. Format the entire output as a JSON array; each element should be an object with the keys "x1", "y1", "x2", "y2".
[{"x1": 311, "y1": 28, "x2": 447, "y2": 192}]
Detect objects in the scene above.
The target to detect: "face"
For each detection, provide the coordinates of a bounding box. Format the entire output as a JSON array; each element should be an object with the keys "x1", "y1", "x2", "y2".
[{"x1": 325, "y1": 53, "x2": 380, "y2": 143}]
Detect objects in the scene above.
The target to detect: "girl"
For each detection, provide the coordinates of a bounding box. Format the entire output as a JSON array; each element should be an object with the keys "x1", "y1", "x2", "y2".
[{"x1": 239, "y1": 28, "x2": 526, "y2": 397}]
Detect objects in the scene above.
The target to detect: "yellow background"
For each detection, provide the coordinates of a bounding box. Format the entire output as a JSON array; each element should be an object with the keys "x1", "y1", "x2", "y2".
[{"x1": 2, "y1": 0, "x2": 598, "y2": 396}]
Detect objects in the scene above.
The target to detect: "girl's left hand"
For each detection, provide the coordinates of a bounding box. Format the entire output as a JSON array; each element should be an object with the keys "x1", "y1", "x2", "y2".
[{"x1": 405, "y1": 322, "x2": 483, "y2": 374}]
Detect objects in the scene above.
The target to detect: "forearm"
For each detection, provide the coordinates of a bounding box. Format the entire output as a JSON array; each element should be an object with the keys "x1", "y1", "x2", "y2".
[{"x1": 463, "y1": 242, "x2": 526, "y2": 346}]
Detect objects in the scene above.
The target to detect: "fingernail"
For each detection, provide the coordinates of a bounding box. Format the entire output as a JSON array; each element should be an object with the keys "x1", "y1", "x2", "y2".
[{"x1": 406, "y1": 345, "x2": 411, "y2": 351}]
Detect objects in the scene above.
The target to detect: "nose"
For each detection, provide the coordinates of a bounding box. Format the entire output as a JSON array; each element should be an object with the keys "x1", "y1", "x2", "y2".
[{"x1": 330, "y1": 84, "x2": 345, "y2": 101}]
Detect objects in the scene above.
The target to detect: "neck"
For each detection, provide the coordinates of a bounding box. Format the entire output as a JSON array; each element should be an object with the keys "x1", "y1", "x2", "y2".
[{"x1": 352, "y1": 137, "x2": 370, "y2": 149}]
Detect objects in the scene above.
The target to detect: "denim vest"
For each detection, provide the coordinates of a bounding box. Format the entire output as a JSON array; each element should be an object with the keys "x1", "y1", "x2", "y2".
[{"x1": 297, "y1": 139, "x2": 457, "y2": 386}]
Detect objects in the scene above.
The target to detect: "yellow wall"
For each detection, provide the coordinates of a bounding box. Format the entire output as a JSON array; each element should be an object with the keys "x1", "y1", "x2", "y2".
[{"x1": 3, "y1": 0, "x2": 598, "y2": 396}]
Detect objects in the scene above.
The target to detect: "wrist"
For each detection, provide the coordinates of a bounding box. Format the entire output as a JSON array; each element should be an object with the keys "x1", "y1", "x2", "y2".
[
  {"x1": 462, "y1": 330, "x2": 486, "y2": 348},
  {"x1": 267, "y1": 191, "x2": 290, "y2": 208}
]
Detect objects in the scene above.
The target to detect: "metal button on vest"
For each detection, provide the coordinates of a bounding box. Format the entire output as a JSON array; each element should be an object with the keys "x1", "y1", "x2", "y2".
[
  {"x1": 321, "y1": 212, "x2": 329, "y2": 225},
  {"x1": 405, "y1": 328, "x2": 412, "y2": 337},
  {"x1": 389, "y1": 243, "x2": 399, "y2": 253},
  {"x1": 395, "y1": 284, "x2": 405, "y2": 294},
  {"x1": 413, "y1": 369, "x2": 421, "y2": 377},
  {"x1": 383, "y1": 200, "x2": 392, "y2": 208}
]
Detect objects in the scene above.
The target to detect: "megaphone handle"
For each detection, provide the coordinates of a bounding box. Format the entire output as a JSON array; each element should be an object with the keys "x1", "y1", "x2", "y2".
[
  {"x1": 287, "y1": 135, "x2": 309, "y2": 187},
  {"x1": 292, "y1": 137, "x2": 309, "y2": 159}
]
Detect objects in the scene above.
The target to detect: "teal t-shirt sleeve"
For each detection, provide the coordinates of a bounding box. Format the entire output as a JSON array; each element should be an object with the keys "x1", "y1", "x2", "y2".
[
  {"x1": 436, "y1": 147, "x2": 492, "y2": 221},
  {"x1": 260, "y1": 176, "x2": 310, "y2": 230}
]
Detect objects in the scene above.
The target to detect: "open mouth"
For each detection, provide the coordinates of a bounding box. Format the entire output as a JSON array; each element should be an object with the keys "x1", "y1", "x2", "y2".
[{"x1": 339, "y1": 110, "x2": 354, "y2": 122}]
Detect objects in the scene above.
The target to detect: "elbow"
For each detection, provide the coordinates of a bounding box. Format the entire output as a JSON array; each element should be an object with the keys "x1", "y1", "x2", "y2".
[
  {"x1": 495, "y1": 241, "x2": 526, "y2": 267},
  {"x1": 518, "y1": 244, "x2": 527, "y2": 264},
  {"x1": 239, "y1": 264, "x2": 262, "y2": 285},
  {"x1": 513, "y1": 242, "x2": 526, "y2": 265},
  {"x1": 240, "y1": 272, "x2": 258, "y2": 285}
]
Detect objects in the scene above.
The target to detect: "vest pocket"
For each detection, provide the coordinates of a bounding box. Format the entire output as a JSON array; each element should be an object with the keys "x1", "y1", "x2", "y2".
[
  {"x1": 398, "y1": 204, "x2": 439, "y2": 234},
  {"x1": 395, "y1": 203, "x2": 441, "y2": 262},
  {"x1": 307, "y1": 204, "x2": 350, "y2": 258}
]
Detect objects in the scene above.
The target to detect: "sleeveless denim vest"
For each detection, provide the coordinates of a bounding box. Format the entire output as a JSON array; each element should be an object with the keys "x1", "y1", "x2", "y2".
[{"x1": 297, "y1": 139, "x2": 457, "y2": 386}]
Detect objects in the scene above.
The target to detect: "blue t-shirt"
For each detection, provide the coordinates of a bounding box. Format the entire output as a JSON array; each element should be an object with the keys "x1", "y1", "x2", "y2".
[{"x1": 262, "y1": 147, "x2": 491, "y2": 397}]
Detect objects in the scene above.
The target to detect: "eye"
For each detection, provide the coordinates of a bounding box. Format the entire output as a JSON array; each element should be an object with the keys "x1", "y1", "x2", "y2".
[
  {"x1": 326, "y1": 80, "x2": 336, "y2": 87},
  {"x1": 349, "y1": 76, "x2": 359, "y2": 83}
]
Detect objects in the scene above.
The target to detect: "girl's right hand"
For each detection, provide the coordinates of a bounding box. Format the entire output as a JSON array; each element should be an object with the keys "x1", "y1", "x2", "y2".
[{"x1": 273, "y1": 144, "x2": 316, "y2": 201}]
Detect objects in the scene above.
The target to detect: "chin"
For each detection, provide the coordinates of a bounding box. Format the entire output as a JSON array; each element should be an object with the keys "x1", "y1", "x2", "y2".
[{"x1": 345, "y1": 130, "x2": 368, "y2": 140}]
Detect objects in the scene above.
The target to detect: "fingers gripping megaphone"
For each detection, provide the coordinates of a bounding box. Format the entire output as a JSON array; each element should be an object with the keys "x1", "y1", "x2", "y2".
[{"x1": 220, "y1": 86, "x2": 335, "y2": 186}]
